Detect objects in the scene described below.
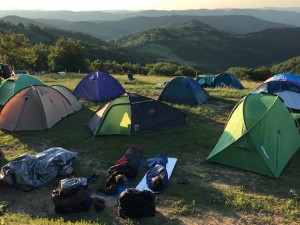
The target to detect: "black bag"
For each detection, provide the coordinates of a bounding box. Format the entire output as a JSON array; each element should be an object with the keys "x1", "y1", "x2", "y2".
[
  {"x1": 118, "y1": 188, "x2": 156, "y2": 218},
  {"x1": 51, "y1": 178, "x2": 91, "y2": 213},
  {"x1": 0, "y1": 64, "x2": 11, "y2": 79}
]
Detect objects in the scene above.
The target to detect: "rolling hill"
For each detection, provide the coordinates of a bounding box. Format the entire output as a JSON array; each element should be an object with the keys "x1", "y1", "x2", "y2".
[
  {"x1": 1, "y1": 15, "x2": 300, "y2": 73},
  {"x1": 1, "y1": 15, "x2": 291, "y2": 41},
  {"x1": 79, "y1": 15, "x2": 291, "y2": 40},
  {"x1": 43, "y1": 15, "x2": 293, "y2": 40},
  {"x1": 0, "y1": 20, "x2": 132, "y2": 63},
  {"x1": 1, "y1": 8, "x2": 300, "y2": 27},
  {"x1": 0, "y1": 16, "x2": 108, "y2": 45},
  {"x1": 109, "y1": 20, "x2": 300, "y2": 73},
  {"x1": 271, "y1": 56, "x2": 300, "y2": 74}
]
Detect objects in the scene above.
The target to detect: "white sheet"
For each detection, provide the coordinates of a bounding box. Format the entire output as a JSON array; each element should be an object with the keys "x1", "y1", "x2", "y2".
[{"x1": 135, "y1": 157, "x2": 177, "y2": 192}]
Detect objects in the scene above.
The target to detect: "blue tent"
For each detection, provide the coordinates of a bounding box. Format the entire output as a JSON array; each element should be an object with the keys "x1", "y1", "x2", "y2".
[
  {"x1": 263, "y1": 73, "x2": 300, "y2": 86},
  {"x1": 73, "y1": 71, "x2": 126, "y2": 102},
  {"x1": 211, "y1": 72, "x2": 245, "y2": 90},
  {"x1": 158, "y1": 76, "x2": 209, "y2": 105},
  {"x1": 254, "y1": 73, "x2": 300, "y2": 110}
]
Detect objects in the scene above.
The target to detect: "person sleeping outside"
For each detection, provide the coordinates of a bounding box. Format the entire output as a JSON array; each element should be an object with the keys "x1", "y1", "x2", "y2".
[
  {"x1": 146, "y1": 154, "x2": 168, "y2": 192},
  {"x1": 98, "y1": 145, "x2": 143, "y2": 195}
]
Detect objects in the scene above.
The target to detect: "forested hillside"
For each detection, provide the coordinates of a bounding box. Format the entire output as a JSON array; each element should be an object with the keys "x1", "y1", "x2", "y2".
[
  {"x1": 110, "y1": 21, "x2": 300, "y2": 72},
  {"x1": 0, "y1": 20, "x2": 132, "y2": 64},
  {"x1": 271, "y1": 56, "x2": 300, "y2": 74},
  {"x1": 0, "y1": 15, "x2": 300, "y2": 75},
  {"x1": 1, "y1": 8, "x2": 300, "y2": 26},
  {"x1": 1, "y1": 14, "x2": 291, "y2": 41}
]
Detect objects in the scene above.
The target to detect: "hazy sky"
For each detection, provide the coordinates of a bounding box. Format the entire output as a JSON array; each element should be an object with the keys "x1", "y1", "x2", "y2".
[{"x1": 1, "y1": 0, "x2": 300, "y2": 11}]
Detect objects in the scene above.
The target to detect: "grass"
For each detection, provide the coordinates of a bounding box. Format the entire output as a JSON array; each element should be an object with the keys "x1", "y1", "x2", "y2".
[
  {"x1": 1, "y1": 214, "x2": 107, "y2": 225},
  {"x1": 0, "y1": 73, "x2": 300, "y2": 224}
]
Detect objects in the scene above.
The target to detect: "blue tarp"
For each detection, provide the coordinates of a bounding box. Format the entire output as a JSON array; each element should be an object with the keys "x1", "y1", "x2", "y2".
[{"x1": 73, "y1": 71, "x2": 126, "y2": 102}]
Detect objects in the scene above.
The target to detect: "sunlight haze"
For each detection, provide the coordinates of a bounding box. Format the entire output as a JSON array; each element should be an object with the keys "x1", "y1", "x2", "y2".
[{"x1": 1, "y1": 0, "x2": 300, "y2": 11}]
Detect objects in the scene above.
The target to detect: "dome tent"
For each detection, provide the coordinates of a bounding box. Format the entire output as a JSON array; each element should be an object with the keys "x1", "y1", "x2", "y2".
[
  {"x1": 158, "y1": 76, "x2": 209, "y2": 106},
  {"x1": 0, "y1": 74, "x2": 46, "y2": 106},
  {"x1": 255, "y1": 73, "x2": 300, "y2": 110},
  {"x1": 206, "y1": 93, "x2": 300, "y2": 178},
  {"x1": 73, "y1": 71, "x2": 126, "y2": 102},
  {"x1": 0, "y1": 86, "x2": 76, "y2": 131},
  {"x1": 88, "y1": 93, "x2": 188, "y2": 136},
  {"x1": 211, "y1": 72, "x2": 245, "y2": 89}
]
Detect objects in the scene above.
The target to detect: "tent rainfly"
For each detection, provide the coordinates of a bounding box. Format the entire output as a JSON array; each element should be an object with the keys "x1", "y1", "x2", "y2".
[
  {"x1": 0, "y1": 74, "x2": 46, "y2": 106},
  {"x1": 158, "y1": 76, "x2": 209, "y2": 105},
  {"x1": 73, "y1": 71, "x2": 126, "y2": 102},
  {"x1": 206, "y1": 93, "x2": 300, "y2": 178},
  {"x1": 88, "y1": 93, "x2": 188, "y2": 136},
  {"x1": 0, "y1": 86, "x2": 76, "y2": 131},
  {"x1": 255, "y1": 73, "x2": 300, "y2": 110},
  {"x1": 211, "y1": 72, "x2": 245, "y2": 89}
]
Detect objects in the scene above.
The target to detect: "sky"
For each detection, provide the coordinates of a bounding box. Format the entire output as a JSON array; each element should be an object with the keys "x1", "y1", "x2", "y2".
[{"x1": 1, "y1": 0, "x2": 300, "y2": 11}]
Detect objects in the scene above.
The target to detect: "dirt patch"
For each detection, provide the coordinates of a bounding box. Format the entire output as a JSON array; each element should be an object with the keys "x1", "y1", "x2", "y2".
[
  {"x1": 0, "y1": 185, "x2": 55, "y2": 217},
  {"x1": 1, "y1": 146, "x2": 299, "y2": 224}
]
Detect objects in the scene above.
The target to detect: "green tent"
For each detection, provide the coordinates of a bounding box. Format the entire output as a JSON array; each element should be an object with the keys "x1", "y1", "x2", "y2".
[
  {"x1": 0, "y1": 74, "x2": 46, "y2": 106},
  {"x1": 206, "y1": 93, "x2": 300, "y2": 178},
  {"x1": 88, "y1": 93, "x2": 187, "y2": 136}
]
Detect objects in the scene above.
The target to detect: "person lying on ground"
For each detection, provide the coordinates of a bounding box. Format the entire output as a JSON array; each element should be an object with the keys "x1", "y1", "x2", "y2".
[
  {"x1": 98, "y1": 145, "x2": 143, "y2": 195},
  {"x1": 146, "y1": 153, "x2": 168, "y2": 192}
]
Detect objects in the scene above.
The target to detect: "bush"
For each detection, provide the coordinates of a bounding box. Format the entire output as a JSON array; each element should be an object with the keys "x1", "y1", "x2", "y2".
[{"x1": 227, "y1": 66, "x2": 272, "y2": 81}]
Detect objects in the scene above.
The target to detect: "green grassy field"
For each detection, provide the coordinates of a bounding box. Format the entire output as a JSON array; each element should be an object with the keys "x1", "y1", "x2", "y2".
[{"x1": 0, "y1": 74, "x2": 299, "y2": 225}]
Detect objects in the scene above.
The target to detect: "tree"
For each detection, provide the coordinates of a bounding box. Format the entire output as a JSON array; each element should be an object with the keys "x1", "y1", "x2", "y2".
[
  {"x1": 90, "y1": 59, "x2": 104, "y2": 72},
  {"x1": 17, "y1": 23, "x2": 25, "y2": 28},
  {"x1": 175, "y1": 65, "x2": 196, "y2": 77},
  {"x1": 147, "y1": 62, "x2": 177, "y2": 76},
  {"x1": 33, "y1": 43, "x2": 49, "y2": 72},
  {"x1": 227, "y1": 67, "x2": 252, "y2": 80},
  {"x1": 0, "y1": 34, "x2": 36, "y2": 70},
  {"x1": 253, "y1": 66, "x2": 272, "y2": 81},
  {"x1": 48, "y1": 38, "x2": 88, "y2": 72},
  {"x1": 103, "y1": 60, "x2": 121, "y2": 74}
]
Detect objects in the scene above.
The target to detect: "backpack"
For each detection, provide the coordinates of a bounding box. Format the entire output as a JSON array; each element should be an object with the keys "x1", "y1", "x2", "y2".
[
  {"x1": 0, "y1": 64, "x2": 11, "y2": 79},
  {"x1": 51, "y1": 178, "x2": 91, "y2": 213},
  {"x1": 118, "y1": 188, "x2": 156, "y2": 219}
]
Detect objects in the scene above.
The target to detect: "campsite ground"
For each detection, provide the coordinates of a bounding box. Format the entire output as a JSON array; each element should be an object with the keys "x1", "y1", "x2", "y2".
[{"x1": 0, "y1": 74, "x2": 300, "y2": 225}]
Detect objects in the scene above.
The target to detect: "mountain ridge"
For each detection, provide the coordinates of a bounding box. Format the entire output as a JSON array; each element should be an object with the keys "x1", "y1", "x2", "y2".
[
  {"x1": 1, "y1": 14, "x2": 292, "y2": 41},
  {"x1": 109, "y1": 21, "x2": 300, "y2": 72},
  {"x1": 1, "y1": 8, "x2": 300, "y2": 26}
]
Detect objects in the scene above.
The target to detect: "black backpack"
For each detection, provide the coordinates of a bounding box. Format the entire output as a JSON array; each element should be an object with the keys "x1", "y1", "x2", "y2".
[
  {"x1": 118, "y1": 188, "x2": 156, "y2": 219},
  {"x1": 0, "y1": 64, "x2": 11, "y2": 79},
  {"x1": 51, "y1": 178, "x2": 91, "y2": 213}
]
